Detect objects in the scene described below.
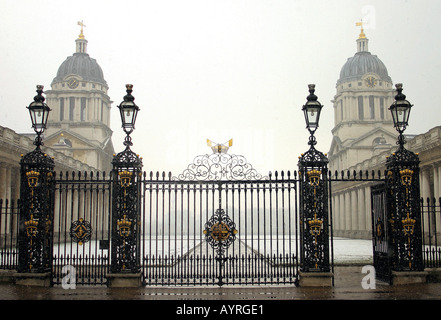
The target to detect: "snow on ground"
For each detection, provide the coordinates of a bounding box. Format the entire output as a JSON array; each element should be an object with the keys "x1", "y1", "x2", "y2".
[
  {"x1": 50, "y1": 237, "x2": 375, "y2": 264},
  {"x1": 332, "y1": 237, "x2": 373, "y2": 264}
]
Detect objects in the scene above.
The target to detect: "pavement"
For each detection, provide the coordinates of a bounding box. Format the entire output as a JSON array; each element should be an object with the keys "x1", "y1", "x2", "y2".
[
  {"x1": 0, "y1": 265, "x2": 439, "y2": 318},
  {"x1": 1, "y1": 265, "x2": 441, "y2": 300}
]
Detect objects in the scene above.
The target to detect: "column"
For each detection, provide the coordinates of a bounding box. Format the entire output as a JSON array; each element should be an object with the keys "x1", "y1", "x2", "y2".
[
  {"x1": 358, "y1": 186, "x2": 366, "y2": 232},
  {"x1": 420, "y1": 167, "x2": 431, "y2": 202},
  {"x1": 438, "y1": 166, "x2": 441, "y2": 200},
  {"x1": 4, "y1": 165, "x2": 11, "y2": 201},
  {"x1": 364, "y1": 186, "x2": 372, "y2": 233},
  {"x1": 0, "y1": 165, "x2": 6, "y2": 200},
  {"x1": 339, "y1": 193, "x2": 345, "y2": 231},
  {"x1": 334, "y1": 194, "x2": 340, "y2": 230},
  {"x1": 351, "y1": 189, "x2": 358, "y2": 232},
  {"x1": 345, "y1": 191, "x2": 351, "y2": 235},
  {"x1": 433, "y1": 164, "x2": 439, "y2": 200}
]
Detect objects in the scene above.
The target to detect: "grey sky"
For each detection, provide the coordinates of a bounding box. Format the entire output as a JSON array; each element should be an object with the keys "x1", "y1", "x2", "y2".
[{"x1": 0, "y1": 0, "x2": 440, "y2": 174}]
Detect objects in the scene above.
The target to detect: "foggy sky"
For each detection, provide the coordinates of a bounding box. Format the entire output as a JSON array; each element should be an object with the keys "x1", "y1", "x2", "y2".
[{"x1": 1, "y1": 0, "x2": 440, "y2": 174}]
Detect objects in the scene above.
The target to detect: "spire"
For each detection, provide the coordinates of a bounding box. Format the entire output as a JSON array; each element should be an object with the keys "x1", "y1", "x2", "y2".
[
  {"x1": 355, "y1": 20, "x2": 369, "y2": 53},
  {"x1": 75, "y1": 20, "x2": 88, "y2": 54}
]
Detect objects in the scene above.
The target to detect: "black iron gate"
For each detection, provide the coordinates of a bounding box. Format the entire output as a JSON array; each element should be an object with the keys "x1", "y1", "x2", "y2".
[
  {"x1": 371, "y1": 183, "x2": 392, "y2": 284},
  {"x1": 141, "y1": 153, "x2": 299, "y2": 286},
  {"x1": 52, "y1": 171, "x2": 112, "y2": 285}
]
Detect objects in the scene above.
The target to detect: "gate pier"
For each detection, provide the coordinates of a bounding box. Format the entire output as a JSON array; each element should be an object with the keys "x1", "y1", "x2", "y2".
[
  {"x1": 371, "y1": 84, "x2": 427, "y2": 285},
  {"x1": 108, "y1": 85, "x2": 143, "y2": 287},
  {"x1": 297, "y1": 85, "x2": 333, "y2": 287}
]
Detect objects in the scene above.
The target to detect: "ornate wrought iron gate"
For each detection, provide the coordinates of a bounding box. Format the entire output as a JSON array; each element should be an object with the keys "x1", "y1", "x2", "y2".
[
  {"x1": 141, "y1": 153, "x2": 299, "y2": 286},
  {"x1": 52, "y1": 172, "x2": 111, "y2": 285},
  {"x1": 371, "y1": 183, "x2": 392, "y2": 284}
]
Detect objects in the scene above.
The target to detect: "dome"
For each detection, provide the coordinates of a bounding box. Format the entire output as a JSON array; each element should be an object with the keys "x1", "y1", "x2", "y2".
[
  {"x1": 51, "y1": 35, "x2": 107, "y2": 87},
  {"x1": 52, "y1": 52, "x2": 107, "y2": 86},
  {"x1": 337, "y1": 51, "x2": 391, "y2": 85}
]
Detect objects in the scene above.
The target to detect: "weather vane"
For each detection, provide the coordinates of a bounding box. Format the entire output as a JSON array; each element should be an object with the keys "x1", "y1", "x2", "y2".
[
  {"x1": 355, "y1": 20, "x2": 366, "y2": 39},
  {"x1": 77, "y1": 20, "x2": 86, "y2": 39},
  {"x1": 207, "y1": 139, "x2": 233, "y2": 154}
]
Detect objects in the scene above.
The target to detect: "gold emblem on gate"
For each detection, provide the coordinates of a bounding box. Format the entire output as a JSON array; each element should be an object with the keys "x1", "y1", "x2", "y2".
[
  {"x1": 117, "y1": 214, "x2": 132, "y2": 237},
  {"x1": 400, "y1": 169, "x2": 413, "y2": 186},
  {"x1": 308, "y1": 217, "x2": 323, "y2": 236},
  {"x1": 204, "y1": 222, "x2": 237, "y2": 242},
  {"x1": 26, "y1": 170, "x2": 40, "y2": 188},
  {"x1": 25, "y1": 215, "x2": 39, "y2": 238},
  {"x1": 307, "y1": 169, "x2": 321, "y2": 187},
  {"x1": 402, "y1": 215, "x2": 416, "y2": 236},
  {"x1": 70, "y1": 218, "x2": 92, "y2": 245},
  {"x1": 119, "y1": 170, "x2": 133, "y2": 188}
]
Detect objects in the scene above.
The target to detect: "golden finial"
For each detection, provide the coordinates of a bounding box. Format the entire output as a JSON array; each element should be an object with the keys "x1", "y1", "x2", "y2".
[
  {"x1": 356, "y1": 20, "x2": 366, "y2": 39},
  {"x1": 77, "y1": 20, "x2": 86, "y2": 39}
]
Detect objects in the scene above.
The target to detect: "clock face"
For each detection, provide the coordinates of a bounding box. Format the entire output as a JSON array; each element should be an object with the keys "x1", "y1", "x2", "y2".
[
  {"x1": 67, "y1": 78, "x2": 79, "y2": 89},
  {"x1": 365, "y1": 76, "x2": 377, "y2": 88}
]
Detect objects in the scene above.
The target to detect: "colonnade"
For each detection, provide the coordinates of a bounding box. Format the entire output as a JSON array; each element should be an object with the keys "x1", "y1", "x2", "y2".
[
  {"x1": 331, "y1": 183, "x2": 373, "y2": 239},
  {"x1": 330, "y1": 162, "x2": 441, "y2": 240}
]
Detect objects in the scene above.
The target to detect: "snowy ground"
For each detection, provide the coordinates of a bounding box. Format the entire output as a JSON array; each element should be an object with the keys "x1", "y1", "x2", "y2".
[
  {"x1": 50, "y1": 236, "x2": 375, "y2": 265},
  {"x1": 332, "y1": 237, "x2": 373, "y2": 264}
]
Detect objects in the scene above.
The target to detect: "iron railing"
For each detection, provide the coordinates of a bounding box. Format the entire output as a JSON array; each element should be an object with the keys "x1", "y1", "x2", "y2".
[
  {"x1": 1, "y1": 170, "x2": 438, "y2": 285},
  {"x1": 0, "y1": 199, "x2": 19, "y2": 270},
  {"x1": 421, "y1": 197, "x2": 441, "y2": 268}
]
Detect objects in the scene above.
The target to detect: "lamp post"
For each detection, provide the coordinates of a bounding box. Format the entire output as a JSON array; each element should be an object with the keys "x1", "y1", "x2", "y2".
[
  {"x1": 109, "y1": 84, "x2": 143, "y2": 284},
  {"x1": 389, "y1": 83, "x2": 413, "y2": 148},
  {"x1": 298, "y1": 85, "x2": 332, "y2": 285},
  {"x1": 385, "y1": 83, "x2": 423, "y2": 276},
  {"x1": 17, "y1": 86, "x2": 55, "y2": 281}
]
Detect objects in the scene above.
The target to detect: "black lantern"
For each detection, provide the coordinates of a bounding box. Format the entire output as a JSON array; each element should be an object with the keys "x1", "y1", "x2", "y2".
[
  {"x1": 27, "y1": 85, "x2": 51, "y2": 134},
  {"x1": 118, "y1": 84, "x2": 139, "y2": 136},
  {"x1": 302, "y1": 84, "x2": 323, "y2": 134},
  {"x1": 27, "y1": 85, "x2": 51, "y2": 148},
  {"x1": 390, "y1": 83, "x2": 412, "y2": 134},
  {"x1": 389, "y1": 83, "x2": 413, "y2": 148}
]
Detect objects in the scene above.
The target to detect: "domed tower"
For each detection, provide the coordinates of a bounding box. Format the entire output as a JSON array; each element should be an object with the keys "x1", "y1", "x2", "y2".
[
  {"x1": 328, "y1": 23, "x2": 397, "y2": 172},
  {"x1": 45, "y1": 22, "x2": 114, "y2": 172}
]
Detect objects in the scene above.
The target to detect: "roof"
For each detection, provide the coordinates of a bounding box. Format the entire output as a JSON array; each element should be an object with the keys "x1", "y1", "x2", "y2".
[
  {"x1": 337, "y1": 51, "x2": 391, "y2": 85},
  {"x1": 51, "y1": 52, "x2": 107, "y2": 86}
]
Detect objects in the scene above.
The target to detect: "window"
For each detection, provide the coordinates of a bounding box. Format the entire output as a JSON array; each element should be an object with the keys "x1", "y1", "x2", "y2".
[
  {"x1": 340, "y1": 101, "x2": 344, "y2": 121},
  {"x1": 379, "y1": 97, "x2": 384, "y2": 120},
  {"x1": 358, "y1": 96, "x2": 364, "y2": 120},
  {"x1": 369, "y1": 95, "x2": 375, "y2": 119},
  {"x1": 60, "y1": 99, "x2": 64, "y2": 121},
  {"x1": 69, "y1": 97, "x2": 75, "y2": 121},
  {"x1": 81, "y1": 98, "x2": 87, "y2": 121}
]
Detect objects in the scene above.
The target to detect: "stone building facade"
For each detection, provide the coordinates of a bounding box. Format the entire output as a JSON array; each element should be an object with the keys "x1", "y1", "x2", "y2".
[
  {"x1": 0, "y1": 24, "x2": 114, "y2": 203},
  {"x1": 44, "y1": 25, "x2": 114, "y2": 173},
  {"x1": 329, "y1": 26, "x2": 441, "y2": 239},
  {"x1": 0, "y1": 125, "x2": 95, "y2": 202}
]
